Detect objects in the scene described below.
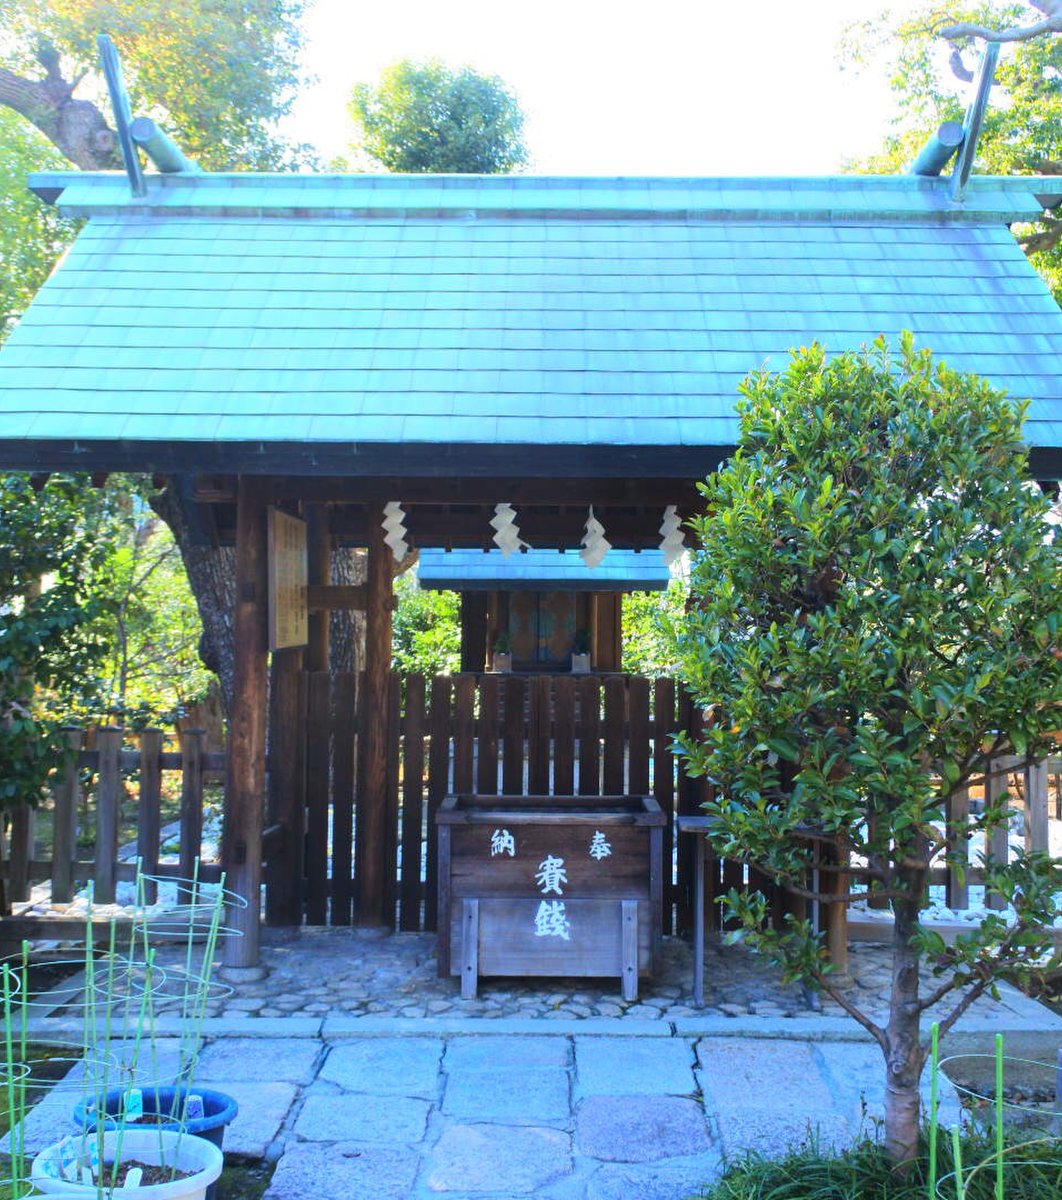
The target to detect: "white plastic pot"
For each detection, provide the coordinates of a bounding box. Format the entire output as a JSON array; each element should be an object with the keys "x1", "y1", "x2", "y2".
[{"x1": 32, "y1": 1129, "x2": 223, "y2": 1200}]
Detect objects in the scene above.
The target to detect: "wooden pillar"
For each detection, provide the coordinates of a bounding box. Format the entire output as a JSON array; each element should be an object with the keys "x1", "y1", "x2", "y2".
[
  {"x1": 223, "y1": 476, "x2": 269, "y2": 966},
  {"x1": 460, "y1": 593, "x2": 488, "y2": 673},
  {"x1": 305, "y1": 504, "x2": 331, "y2": 672},
  {"x1": 265, "y1": 647, "x2": 306, "y2": 925},
  {"x1": 356, "y1": 502, "x2": 394, "y2": 926}
]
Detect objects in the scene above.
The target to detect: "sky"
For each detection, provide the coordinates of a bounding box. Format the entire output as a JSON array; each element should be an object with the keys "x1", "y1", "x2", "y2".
[{"x1": 289, "y1": 0, "x2": 945, "y2": 175}]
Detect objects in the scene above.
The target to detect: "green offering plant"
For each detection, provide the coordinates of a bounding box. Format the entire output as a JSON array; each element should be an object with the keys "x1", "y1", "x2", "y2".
[{"x1": 670, "y1": 335, "x2": 1062, "y2": 1168}]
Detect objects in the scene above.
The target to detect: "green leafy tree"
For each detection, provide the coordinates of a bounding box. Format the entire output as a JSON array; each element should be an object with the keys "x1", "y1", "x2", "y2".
[
  {"x1": 0, "y1": 110, "x2": 75, "y2": 343},
  {"x1": 349, "y1": 59, "x2": 527, "y2": 173},
  {"x1": 670, "y1": 334, "x2": 1062, "y2": 1166},
  {"x1": 392, "y1": 571, "x2": 461, "y2": 677},
  {"x1": 845, "y1": 3, "x2": 1062, "y2": 297},
  {"x1": 0, "y1": 0, "x2": 311, "y2": 171},
  {"x1": 0, "y1": 474, "x2": 113, "y2": 810},
  {"x1": 621, "y1": 582, "x2": 688, "y2": 677},
  {"x1": 88, "y1": 496, "x2": 216, "y2": 726}
]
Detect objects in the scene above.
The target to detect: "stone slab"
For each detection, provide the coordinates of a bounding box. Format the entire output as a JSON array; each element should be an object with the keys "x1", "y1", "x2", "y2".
[
  {"x1": 586, "y1": 1154, "x2": 725, "y2": 1200},
  {"x1": 195, "y1": 1037, "x2": 320, "y2": 1085},
  {"x1": 443, "y1": 1068, "x2": 570, "y2": 1125},
  {"x1": 813, "y1": 1041, "x2": 963, "y2": 1127},
  {"x1": 321, "y1": 1018, "x2": 672, "y2": 1038},
  {"x1": 444, "y1": 1037, "x2": 571, "y2": 1071},
  {"x1": 198, "y1": 1081, "x2": 296, "y2": 1159},
  {"x1": 574, "y1": 1037, "x2": 695, "y2": 1098},
  {"x1": 294, "y1": 1093, "x2": 431, "y2": 1144},
  {"x1": 425, "y1": 1124, "x2": 573, "y2": 1194},
  {"x1": 575, "y1": 1095, "x2": 712, "y2": 1162},
  {"x1": 264, "y1": 1141, "x2": 420, "y2": 1200},
  {"x1": 716, "y1": 1107, "x2": 855, "y2": 1159},
  {"x1": 320, "y1": 1038, "x2": 443, "y2": 1098},
  {"x1": 696, "y1": 1037, "x2": 834, "y2": 1111}
]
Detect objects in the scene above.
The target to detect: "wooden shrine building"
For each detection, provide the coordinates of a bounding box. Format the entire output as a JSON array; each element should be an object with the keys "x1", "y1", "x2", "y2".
[
  {"x1": 2, "y1": 168, "x2": 1062, "y2": 965},
  {"x1": 417, "y1": 548, "x2": 671, "y2": 673}
]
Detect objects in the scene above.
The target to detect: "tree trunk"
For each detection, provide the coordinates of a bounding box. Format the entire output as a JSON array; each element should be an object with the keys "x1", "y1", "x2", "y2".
[
  {"x1": 149, "y1": 484, "x2": 237, "y2": 715},
  {"x1": 883, "y1": 884, "x2": 928, "y2": 1165}
]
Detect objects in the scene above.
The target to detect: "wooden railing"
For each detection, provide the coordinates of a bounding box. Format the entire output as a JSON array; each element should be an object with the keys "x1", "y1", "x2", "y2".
[{"x1": 1, "y1": 727, "x2": 224, "y2": 924}]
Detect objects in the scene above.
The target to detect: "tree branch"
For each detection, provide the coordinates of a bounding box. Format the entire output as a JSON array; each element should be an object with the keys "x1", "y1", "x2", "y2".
[
  {"x1": 1020, "y1": 219, "x2": 1062, "y2": 256},
  {"x1": 0, "y1": 50, "x2": 119, "y2": 170},
  {"x1": 932, "y1": 978, "x2": 991, "y2": 1041},
  {"x1": 822, "y1": 980, "x2": 889, "y2": 1052},
  {"x1": 939, "y1": 1, "x2": 1062, "y2": 43}
]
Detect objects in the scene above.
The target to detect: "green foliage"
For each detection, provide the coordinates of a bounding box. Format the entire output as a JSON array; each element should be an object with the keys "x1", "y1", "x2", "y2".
[
  {"x1": 0, "y1": 475, "x2": 213, "y2": 809},
  {"x1": 85, "y1": 494, "x2": 215, "y2": 726},
  {"x1": 692, "y1": 1127, "x2": 1062, "y2": 1200},
  {"x1": 349, "y1": 59, "x2": 528, "y2": 174},
  {"x1": 392, "y1": 570, "x2": 461, "y2": 676},
  {"x1": 622, "y1": 581, "x2": 688, "y2": 676},
  {"x1": 0, "y1": 474, "x2": 113, "y2": 808},
  {"x1": 845, "y1": 3, "x2": 1062, "y2": 299},
  {"x1": 0, "y1": 110, "x2": 76, "y2": 343},
  {"x1": 669, "y1": 335, "x2": 1062, "y2": 1154},
  {"x1": 0, "y1": 0, "x2": 313, "y2": 171}
]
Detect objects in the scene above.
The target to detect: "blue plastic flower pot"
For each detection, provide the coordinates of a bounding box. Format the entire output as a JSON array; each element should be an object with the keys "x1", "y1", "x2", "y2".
[{"x1": 73, "y1": 1086, "x2": 237, "y2": 1200}]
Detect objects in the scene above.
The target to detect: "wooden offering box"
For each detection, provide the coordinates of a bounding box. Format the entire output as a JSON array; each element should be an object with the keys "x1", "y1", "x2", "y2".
[{"x1": 436, "y1": 794, "x2": 665, "y2": 1000}]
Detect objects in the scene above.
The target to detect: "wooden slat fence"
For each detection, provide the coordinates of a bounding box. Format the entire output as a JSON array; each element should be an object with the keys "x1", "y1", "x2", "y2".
[
  {"x1": 281, "y1": 671, "x2": 709, "y2": 932},
  {"x1": 0, "y1": 727, "x2": 224, "y2": 920}
]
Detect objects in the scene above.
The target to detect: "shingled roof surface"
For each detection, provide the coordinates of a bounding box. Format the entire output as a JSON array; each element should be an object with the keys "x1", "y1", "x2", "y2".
[
  {"x1": 417, "y1": 548, "x2": 671, "y2": 591},
  {"x1": 2, "y1": 172, "x2": 1061, "y2": 475}
]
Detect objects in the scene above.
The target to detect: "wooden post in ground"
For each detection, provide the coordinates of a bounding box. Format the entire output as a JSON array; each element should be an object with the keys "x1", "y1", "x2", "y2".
[
  {"x1": 94, "y1": 726, "x2": 122, "y2": 904},
  {"x1": 985, "y1": 759, "x2": 1009, "y2": 911},
  {"x1": 178, "y1": 728, "x2": 205, "y2": 899},
  {"x1": 136, "y1": 728, "x2": 163, "y2": 904},
  {"x1": 8, "y1": 805, "x2": 34, "y2": 904},
  {"x1": 223, "y1": 476, "x2": 269, "y2": 966},
  {"x1": 51, "y1": 727, "x2": 83, "y2": 904},
  {"x1": 356, "y1": 501, "x2": 394, "y2": 926},
  {"x1": 1025, "y1": 760, "x2": 1050, "y2": 855}
]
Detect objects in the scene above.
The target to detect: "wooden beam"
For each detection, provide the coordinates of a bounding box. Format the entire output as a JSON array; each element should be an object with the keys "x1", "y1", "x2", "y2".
[
  {"x1": 356, "y1": 502, "x2": 395, "y2": 926},
  {"x1": 222, "y1": 476, "x2": 269, "y2": 966},
  {"x1": 329, "y1": 507, "x2": 690, "y2": 547},
  {"x1": 196, "y1": 475, "x2": 704, "y2": 508},
  {"x1": 264, "y1": 648, "x2": 305, "y2": 926},
  {"x1": 307, "y1": 584, "x2": 367, "y2": 611}
]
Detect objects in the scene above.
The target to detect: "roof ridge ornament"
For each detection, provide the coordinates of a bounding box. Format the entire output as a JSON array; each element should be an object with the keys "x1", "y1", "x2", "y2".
[
  {"x1": 950, "y1": 41, "x2": 1001, "y2": 203},
  {"x1": 97, "y1": 34, "x2": 200, "y2": 198},
  {"x1": 97, "y1": 34, "x2": 145, "y2": 198}
]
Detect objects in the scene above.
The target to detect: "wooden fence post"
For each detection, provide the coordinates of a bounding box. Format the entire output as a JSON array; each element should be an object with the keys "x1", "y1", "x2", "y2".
[
  {"x1": 94, "y1": 726, "x2": 122, "y2": 904},
  {"x1": 137, "y1": 729, "x2": 163, "y2": 904},
  {"x1": 1025, "y1": 760, "x2": 1050, "y2": 855},
  {"x1": 984, "y1": 759, "x2": 1009, "y2": 911},
  {"x1": 946, "y1": 786, "x2": 970, "y2": 911},
  {"x1": 178, "y1": 729, "x2": 205, "y2": 901},
  {"x1": 8, "y1": 805, "x2": 35, "y2": 904},
  {"x1": 50, "y1": 727, "x2": 83, "y2": 904}
]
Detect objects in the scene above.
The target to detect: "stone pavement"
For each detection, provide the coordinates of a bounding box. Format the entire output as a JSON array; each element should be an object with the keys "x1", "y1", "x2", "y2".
[
  {"x1": 38, "y1": 928, "x2": 1031, "y2": 1027},
  {"x1": 14, "y1": 1030, "x2": 967, "y2": 1200}
]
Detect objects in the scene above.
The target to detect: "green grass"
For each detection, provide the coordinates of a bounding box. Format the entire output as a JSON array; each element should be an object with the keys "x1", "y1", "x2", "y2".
[{"x1": 691, "y1": 1130, "x2": 1062, "y2": 1200}]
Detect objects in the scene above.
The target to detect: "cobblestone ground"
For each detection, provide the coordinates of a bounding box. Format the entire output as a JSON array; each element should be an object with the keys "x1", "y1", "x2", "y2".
[{"x1": 102, "y1": 928, "x2": 1019, "y2": 1025}]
